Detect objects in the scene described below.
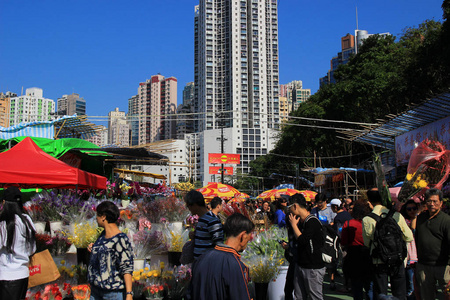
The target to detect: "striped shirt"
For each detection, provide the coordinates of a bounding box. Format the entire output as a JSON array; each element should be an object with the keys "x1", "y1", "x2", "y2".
[{"x1": 194, "y1": 212, "x2": 224, "y2": 259}]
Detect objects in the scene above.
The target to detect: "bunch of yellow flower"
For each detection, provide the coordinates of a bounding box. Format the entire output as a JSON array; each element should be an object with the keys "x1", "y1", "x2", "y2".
[
  {"x1": 406, "y1": 172, "x2": 429, "y2": 189},
  {"x1": 246, "y1": 255, "x2": 284, "y2": 283},
  {"x1": 173, "y1": 182, "x2": 195, "y2": 192},
  {"x1": 63, "y1": 222, "x2": 103, "y2": 248},
  {"x1": 58, "y1": 259, "x2": 76, "y2": 279},
  {"x1": 169, "y1": 231, "x2": 183, "y2": 252},
  {"x1": 132, "y1": 267, "x2": 162, "y2": 282}
]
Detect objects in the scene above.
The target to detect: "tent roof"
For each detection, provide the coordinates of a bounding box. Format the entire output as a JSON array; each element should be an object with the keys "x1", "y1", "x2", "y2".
[
  {"x1": 0, "y1": 137, "x2": 106, "y2": 189},
  {"x1": 338, "y1": 91, "x2": 450, "y2": 149}
]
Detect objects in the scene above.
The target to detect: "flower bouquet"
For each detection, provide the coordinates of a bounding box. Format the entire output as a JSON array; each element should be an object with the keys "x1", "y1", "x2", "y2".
[
  {"x1": 46, "y1": 233, "x2": 72, "y2": 256},
  {"x1": 242, "y1": 226, "x2": 286, "y2": 283},
  {"x1": 23, "y1": 203, "x2": 46, "y2": 222},
  {"x1": 62, "y1": 220, "x2": 102, "y2": 249},
  {"x1": 133, "y1": 229, "x2": 169, "y2": 259},
  {"x1": 71, "y1": 284, "x2": 90, "y2": 300},
  {"x1": 398, "y1": 140, "x2": 450, "y2": 202},
  {"x1": 144, "y1": 284, "x2": 164, "y2": 300},
  {"x1": 142, "y1": 196, "x2": 189, "y2": 223},
  {"x1": 164, "y1": 265, "x2": 192, "y2": 300}
]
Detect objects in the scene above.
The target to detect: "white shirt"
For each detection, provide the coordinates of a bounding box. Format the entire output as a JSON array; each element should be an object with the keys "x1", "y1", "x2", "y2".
[{"x1": 0, "y1": 214, "x2": 36, "y2": 280}]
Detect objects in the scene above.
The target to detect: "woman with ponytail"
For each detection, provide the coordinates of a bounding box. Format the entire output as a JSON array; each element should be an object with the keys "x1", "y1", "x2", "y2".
[{"x1": 0, "y1": 186, "x2": 36, "y2": 300}]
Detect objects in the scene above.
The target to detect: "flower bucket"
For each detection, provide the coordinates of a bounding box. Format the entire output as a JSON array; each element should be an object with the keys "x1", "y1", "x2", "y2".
[
  {"x1": 168, "y1": 251, "x2": 182, "y2": 266},
  {"x1": 34, "y1": 221, "x2": 46, "y2": 234},
  {"x1": 268, "y1": 266, "x2": 289, "y2": 300},
  {"x1": 76, "y1": 248, "x2": 91, "y2": 266},
  {"x1": 50, "y1": 221, "x2": 63, "y2": 236},
  {"x1": 254, "y1": 282, "x2": 269, "y2": 300},
  {"x1": 134, "y1": 259, "x2": 145, "y2": 271}
]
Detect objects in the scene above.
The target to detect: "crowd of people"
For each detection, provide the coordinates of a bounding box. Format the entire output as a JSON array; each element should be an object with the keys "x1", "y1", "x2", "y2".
[{"x1": 1, "y1": 186, "x2": 450, "y2": 300}]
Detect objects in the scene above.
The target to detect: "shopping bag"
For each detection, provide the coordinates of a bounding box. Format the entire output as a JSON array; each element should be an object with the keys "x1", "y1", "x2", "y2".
[{"x1": 28, "y1": 249, "x2": 61, "y2": 288}]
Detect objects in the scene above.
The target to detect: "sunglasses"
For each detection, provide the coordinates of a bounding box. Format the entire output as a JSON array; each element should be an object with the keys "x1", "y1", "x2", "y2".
[
  {"x1": 287, "y1": 203, "x2": 296, "y2": 210},
  {"x1": 406, "y1": 207, "x2": 417, "y2": 211}
]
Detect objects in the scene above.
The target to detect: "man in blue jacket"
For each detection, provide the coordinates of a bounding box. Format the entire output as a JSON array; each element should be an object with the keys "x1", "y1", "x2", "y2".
[{"x1": 189, "y1": 213, "x2": 255, "y2": 300}]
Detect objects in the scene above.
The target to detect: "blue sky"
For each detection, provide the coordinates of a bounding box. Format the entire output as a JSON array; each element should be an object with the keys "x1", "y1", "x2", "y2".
[{"x1": 0, "y1": 0, "x2": 445, "y2": 125}]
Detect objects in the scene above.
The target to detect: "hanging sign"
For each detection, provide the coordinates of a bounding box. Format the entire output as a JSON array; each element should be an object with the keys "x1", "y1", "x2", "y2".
[{"x1": 208, "y1": 153, "x2": 241, "y2": 164}]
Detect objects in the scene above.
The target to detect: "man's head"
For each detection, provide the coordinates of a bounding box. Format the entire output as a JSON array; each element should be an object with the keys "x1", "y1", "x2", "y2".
[
  {"x1": 330, "y1": 198, "x2": 342, "y2": 213},
  {"x1": 262, "y1": 201, "x2": 270, "y2": 212},
  {"x1": 367, "y1": 188, "x2": 382, "y2": 206},
  {"x1": 425, "y1": 188, "x2": 444, "y2": 216},
  {"x1": 314, "y1": 193, "x2": 328, "y2": 210},
  {"x1": 223, "y1": 213, "x2": 255, "y2": 252},
  {"x1": 210, "y1": 197, "x2": 223, "y2": 213},
  {"x1": 184, "y1": 190, "x2": 206, "y2": 215},
  {"x1": 288, "y1": 194, "x2": 310, "y2": 221}
]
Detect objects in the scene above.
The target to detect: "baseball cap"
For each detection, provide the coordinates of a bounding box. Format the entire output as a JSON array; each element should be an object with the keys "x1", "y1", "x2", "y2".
[
  {"x1": 3, "y1": 186, "x2": 22, "y2": 202},
  {"x1": 330, "y1": 198, "x2": 341, "y2": 206}
]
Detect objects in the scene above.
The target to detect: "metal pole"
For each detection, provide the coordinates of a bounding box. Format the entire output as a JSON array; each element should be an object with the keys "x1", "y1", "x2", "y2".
[{"x1": 221, "y1": 125, "x2": 224, "y2": 184}]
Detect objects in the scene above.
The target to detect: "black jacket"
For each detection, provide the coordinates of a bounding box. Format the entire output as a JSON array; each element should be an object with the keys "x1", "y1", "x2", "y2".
[{"x1": 296, "y1": 214, "x2": 325, "y2": 269}]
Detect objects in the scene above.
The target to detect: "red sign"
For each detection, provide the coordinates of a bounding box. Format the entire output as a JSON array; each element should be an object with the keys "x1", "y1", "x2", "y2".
[
  {"x1": 208, "y1": 153, "x2": 241, "y2": 164},
  {"x1": 209, "y1": 166, "x2": 234, "y2": 175}
]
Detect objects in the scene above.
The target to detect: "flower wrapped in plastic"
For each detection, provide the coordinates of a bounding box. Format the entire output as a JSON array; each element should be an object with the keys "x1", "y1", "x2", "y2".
[
  {"x1": 132, "y1": 229, "x2": 169, "y2": 259},
  {"x1": 144, "y1": 284, "x2": 164, "y2": 299},
  {"x1": 398, "y1": 140, "x2": 450, "y2": 202},
  {"x1": 142, "y1": 196, "x2": 189, "y2": 223},
  {"x1": 165, "y1": 224, "x2": 189, "y2": 252},
  {"x1": 164, "y1": 265, "x2": 192, "y2": 300},
  {"x1": 242, "y1": 226, "x2": 286, "y2": 283},
  {"x1": 62, "y1": 219, "x2": 103, "y2": 248},
  {"x1": 71, "y1": 284, "x2": 91, "y2": 300},
  {"x1": 242, "y1": 253, "x2": 284, "y2": 283}
]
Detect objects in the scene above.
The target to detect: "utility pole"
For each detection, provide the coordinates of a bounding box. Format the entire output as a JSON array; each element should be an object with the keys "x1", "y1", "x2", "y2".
[{"x1": 216, "y1": 112, "x2": 227, "y2": 184}]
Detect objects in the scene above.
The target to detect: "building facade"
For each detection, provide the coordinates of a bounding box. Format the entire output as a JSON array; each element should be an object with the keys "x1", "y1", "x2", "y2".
[
  {"x1": 281, "y1": 80, "x2": 311, "y2": 111},
  {"x1": 108, "y1": 108, "x2": 130, "y2": 146},
  {"x1": 0, "y1": 92, "x2": 16, "y2": 127},
  {"x1": 176, "y1": 82, "x2": 195, "y2": 139},
  {"x1": 86, "y1": 125, "x2": 108, "y2": 147},
  {"x1": 128, "y1": 95, "x2": 139, "y2": 146},
  {"x1": 9, "y1": 88, "x2": 55, "y2": 126},
  {"x1": 137, "y1": 75, "x2": 177, "y2": 145},
  {"x1": 194, "y1": 0, "x2": 280, "y2": 176},
  {"x1": 57, "y1": 93, "x2": 86, "y2": 116}
]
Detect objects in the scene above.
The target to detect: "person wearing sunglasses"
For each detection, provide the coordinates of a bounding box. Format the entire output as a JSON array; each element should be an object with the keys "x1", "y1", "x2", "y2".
[
  {"x1": 400, "y1": 200, "x2": 420, "y2": 299},
  {"x1": 415, "y1": 188, "x2": 450, "y2": 300}
]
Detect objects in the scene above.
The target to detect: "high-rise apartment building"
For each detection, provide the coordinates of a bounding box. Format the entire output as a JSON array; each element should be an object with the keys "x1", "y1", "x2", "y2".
[
  {"x1": 86, "y1": 125, "x2": 108, "y2": 147},
  {"x1": 137, "y1": 75, "x2": 177, "y2": 145},
  {"x1": 128, "y1": 95, "x2": 139, "y2": 146},
  {"x1": 9, "y1": 88, "x2": 55, "y2": 126},
  {"x1": 0, "y1": 92, "x2": 16, "y2": 127},
  {"x1": 320, "y1": 30, "x2": 390, "y2": 86},
  {"x1": 281, "y1": 80, "x2": 311, "y2": 111},
  {"x1": 108, "y1": 108, "x2": 130, "y2": 146},
  {"x1": 57, "y1": 93, "x2": 86, "y2": 116},
  {"x1": 194, "y1": 0, "x2": 280, "y2": 175},
  {"x1": 176, "y1": 82, "x2": 195, "y2": 139}
]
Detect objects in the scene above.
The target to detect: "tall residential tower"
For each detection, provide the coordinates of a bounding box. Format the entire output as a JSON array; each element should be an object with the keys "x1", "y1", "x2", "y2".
[{"x1": 194, "y1": 0, "x2": 280, "y2": 175}]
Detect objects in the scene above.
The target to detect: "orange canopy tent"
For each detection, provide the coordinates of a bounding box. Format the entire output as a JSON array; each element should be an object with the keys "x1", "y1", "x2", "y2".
[
  {"x1": 0, "y1": 137, "x2": 107, "y2": 189},
  {"x1": 197, "y1": 182, "x2": 242, "y2": 200},
  {"x1": 257, "y1": 188, "x2": 317, "y2": 202}
]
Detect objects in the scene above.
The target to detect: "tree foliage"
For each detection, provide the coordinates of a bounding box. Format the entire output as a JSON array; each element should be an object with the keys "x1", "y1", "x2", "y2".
[{"x1": 249, "y1": 6, "x2": 450, "y2": 186}]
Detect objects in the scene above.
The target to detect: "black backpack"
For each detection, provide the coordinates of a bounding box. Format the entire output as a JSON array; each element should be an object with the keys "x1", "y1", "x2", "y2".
[
  {"x1": 321, "y1": 224, "x2": 339, "y2": 264},
  {"x1": 368, "y1": 209, "x2": 407, "y2": 267}
]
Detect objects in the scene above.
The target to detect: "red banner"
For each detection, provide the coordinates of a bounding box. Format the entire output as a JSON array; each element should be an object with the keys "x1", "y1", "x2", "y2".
[
  {"x1": 209, "y1": 166, "x2": 234, "y2": 175},
  {"x1": 208, "y1": 153, "x2": 241, "y2": 164}
]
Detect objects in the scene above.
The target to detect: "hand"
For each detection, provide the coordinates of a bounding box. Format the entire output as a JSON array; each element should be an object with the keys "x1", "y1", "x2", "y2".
[
  {"x1": 281, "y1": 242, "x2": 288, "y2": 249},
  {"x1": 87, "y1": 243, "x2": 94, "y2": 252},
  {"x1": 289, "y1": 214, "x2": 300, "y2": 227}
]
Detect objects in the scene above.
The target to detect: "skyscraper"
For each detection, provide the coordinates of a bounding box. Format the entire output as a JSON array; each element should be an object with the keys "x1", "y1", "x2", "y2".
[
  {"x1": 57, "y1": 93, "x2": 86, "y2": 116},
  {"x1": 281, "y1": 80, "x2": 311, "y2": 111},
  {"x1": 137, "y1": 75, "x2": 177, "y2": 145},
  {"x1": 128, "y1": 95, "x2": 139, "y2": 146},
  {"x1": 176, "y1": 82, "x2": 195, "y2": 139},
  {"x1": 194, "y1": 0, "x2": 280, "y2": 175}
]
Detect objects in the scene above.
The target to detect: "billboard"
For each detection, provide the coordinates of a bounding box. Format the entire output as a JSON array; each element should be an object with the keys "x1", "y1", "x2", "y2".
[
  {"x1": 208, "y1": 153, "x2": 241, "y2": 164},
  {"x1": 209, "y1": 166, "x2": 234, "y2": 175}
]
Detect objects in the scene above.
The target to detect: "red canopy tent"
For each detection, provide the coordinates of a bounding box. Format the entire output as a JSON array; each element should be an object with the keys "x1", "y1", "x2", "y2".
[{"x1": 0, "y1": 137, "x2": 107, "y2": 189}]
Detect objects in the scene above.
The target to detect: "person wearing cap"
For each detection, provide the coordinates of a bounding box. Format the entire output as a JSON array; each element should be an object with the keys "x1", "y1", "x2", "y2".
[
  {"x1": 0, "y1": 186, "x2": 36, "y2": 300},
  {"x1": 330, "y1": 199, "x2": 352, "y2": 235}
]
